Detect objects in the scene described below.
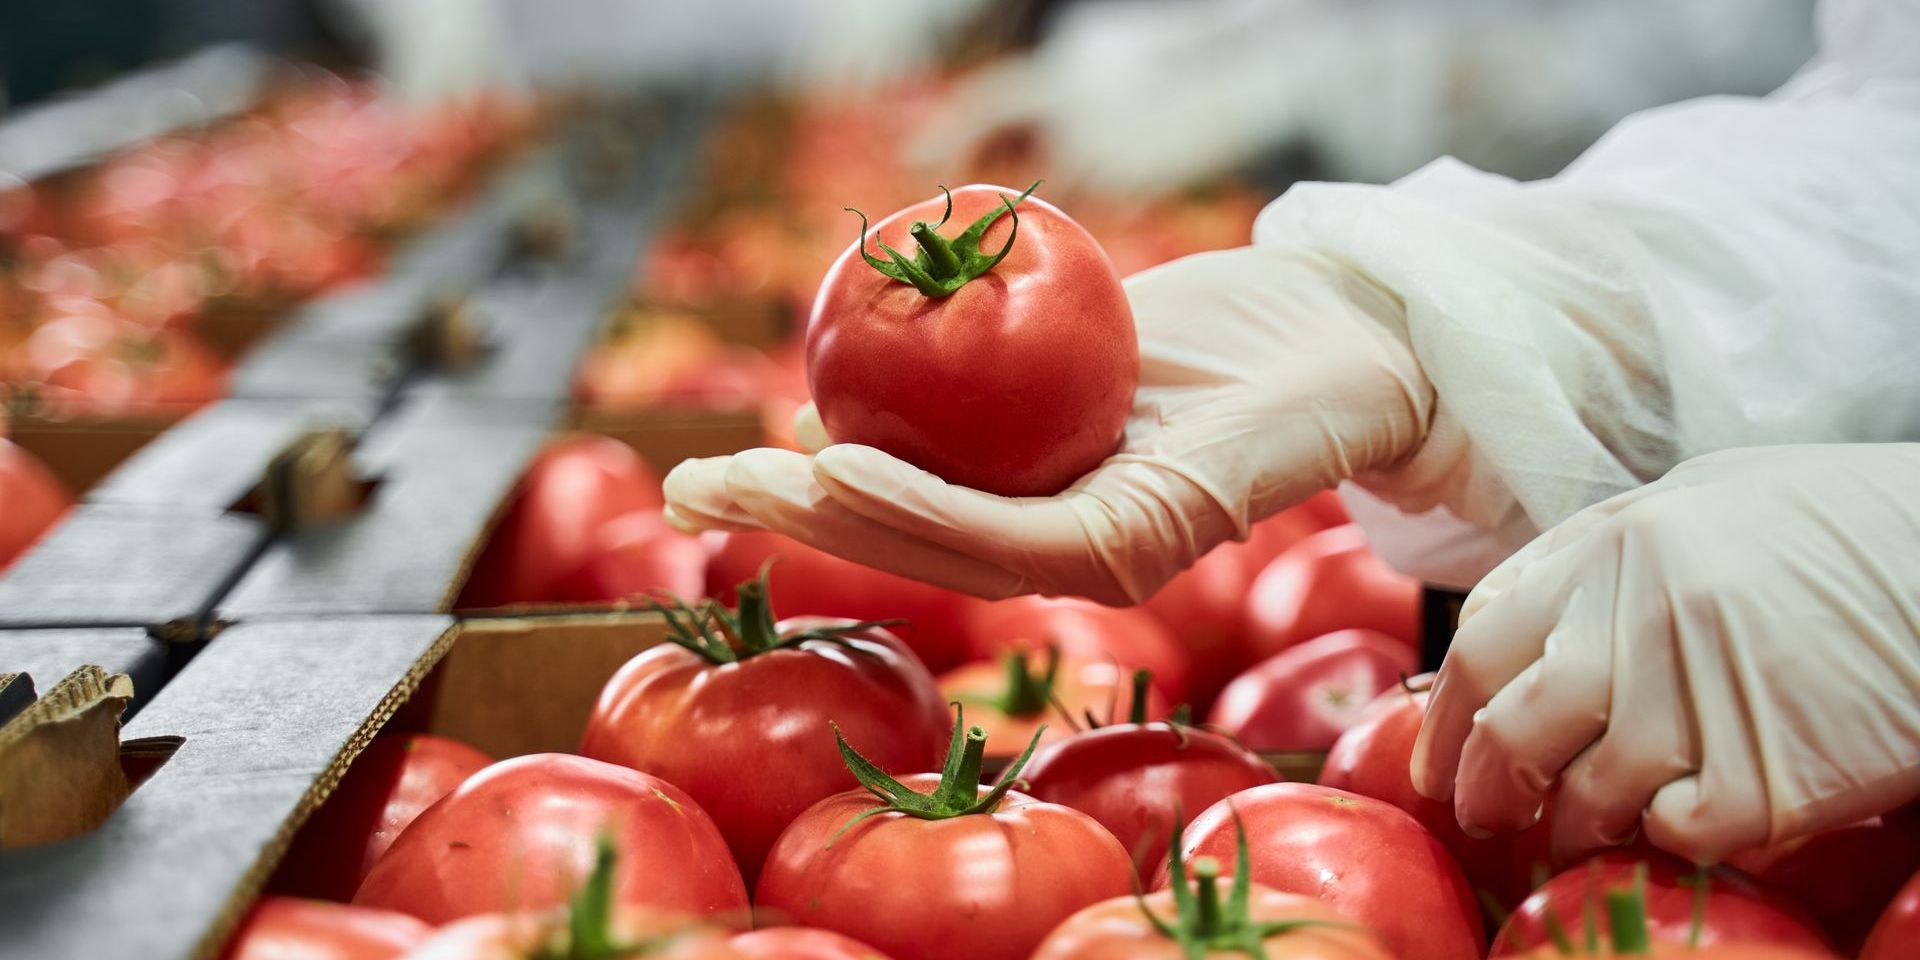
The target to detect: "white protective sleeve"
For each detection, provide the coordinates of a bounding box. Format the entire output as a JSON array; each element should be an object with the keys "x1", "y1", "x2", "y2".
[{"x1": 1254, "y1": 0, "x2": 1920, "y2": 589}]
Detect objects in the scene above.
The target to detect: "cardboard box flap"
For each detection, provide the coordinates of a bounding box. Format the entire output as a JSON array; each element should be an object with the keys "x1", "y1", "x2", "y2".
[
  {"x1": 87, "y1": 399, "x2": 375, "y2": 511},
  {"x1": 0, "y1": 665, "x2": 134, "y2": 848},
  {"x1": 0, "y1": 628, "x2": 175, "y2": 723},
  {"x1": 0, "y1": 505, "x2": 267, "y2": 631}
]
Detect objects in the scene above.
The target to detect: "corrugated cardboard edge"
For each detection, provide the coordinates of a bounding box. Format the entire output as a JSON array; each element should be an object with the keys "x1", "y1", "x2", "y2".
[{"x1": 0, "y1": 666, "x2": 134, "y2": 847}]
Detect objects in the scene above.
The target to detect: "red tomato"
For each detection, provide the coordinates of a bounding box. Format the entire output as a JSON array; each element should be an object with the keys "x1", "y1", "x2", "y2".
[
  {"x1": 1163, "y1": 783, "x2": 1485, "y2": 960},
  {"x1": 352, "y1": 754, "x2": 746, "y2": 925},
  {"x1": 0, "y1": 439, "x2": 71, "y2": 571},
  {"x1": 1208, "y1": 629, "x2": 1419, "y2": 752},
  {"x1": 707, "y1": 530, "x2": 979, "y2": 671},
  {"x1": 1243, "y1": 525, "x2": 1421, "y2": 660},
  {"x1": 28, "y1": 318, "x2": 227, "y2": 416},
  {"x1": 756, "y1": 720, "x2": 1135, "y2": 960},
  {"x1": 1861, "y1": 867, "x2": 1920, "y2": 960},
  {"x1": 807, "y1": 184, "x2": 1137, "y2": 497},
  {"x1": 553, "y1": 509, "x2": 708, "y2": 603},
  {"x1": 1727, "y1": 805, "x2": 1920, "y2": 953},
  {"x1": 221, "y1": 897, "x2": 429, "y2": 960},
  {"x1": 580, "y1": 574, "x2": 950, "y2": 885},
  {"x1": 274, "y1": 733, "x2": 494, "y2": 901},
  {"x1": 936, "y1": 650, "x2": 1166, "y2": 757},
  {"x1": 1295, "y1": 490, "x2": 1352, "y2": 530},
  {"x1": 1319, "y1": 677, "x2": 1551, "y2": 913},
  {"x1": 459, "y1": 435, "x2": 663, "y2": 607},
  {"x1": 1017, "y1": 717, "x2": 1278, "y2": 877},
  {"x1": 1492, "y1": 853, "x2": 1834, "y2": 955},
  {"x1": 965, "y1": 596, "x2": 1192, "y2": 704},
  {"x1": 403, "y1": 907, "x2": 736, "y2": 960},
  {"x1": 1031, "y1": 878, "x2": 1391, "y2": 960},
  {"x1": 731, "y1": 928, "x2": 896, "y2": 960}
]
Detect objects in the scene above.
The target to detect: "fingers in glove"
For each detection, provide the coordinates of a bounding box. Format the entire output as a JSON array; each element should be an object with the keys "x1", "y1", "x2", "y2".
[
  {"x1": 663, "y1": 456, "x2": 766, "y2": 533},
  {"x1": 1459, "y1": 482, "x2": 1660, "y2": 625},
  {"x1": 791, "y1": 402, "x2": 829, "y2": 455}
]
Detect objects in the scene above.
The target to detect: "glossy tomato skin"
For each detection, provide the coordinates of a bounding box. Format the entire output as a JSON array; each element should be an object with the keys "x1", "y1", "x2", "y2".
[
  {"x1": 936, "y1": 655, "x2": 1167, "y2": 756},
  {"x1": 1727, "y1": 804, "x2": 1920, "y2": 953},
  {"x1": 273, "y1": 733, "x2": 494, "y2": 901},
  {"x1": 553, "y1": 509, "x2": 708, "y2": 603},
  {"x1": 1318, "y1": 678, "x2": 1550, "y2": 913},
  {"x1": 402, "y1": 906, "x2": 738, "y2": 960},
  {"x1": 1492, "y1": 852, "x2": 1834, "y2": 955},
  {"x1": 352, "y1": 754, "x2": 746, "y2": 925},
  {"x1": 1209, "y1": 630, "x2": 1419, "y2": 752},
  {"x1": 1243, "y1": 525, "x2": 1420, "y2": 661},
  {"x1": 221, "y1": 897, "x2": 429, "y2": 960},
  {"x1": 1164, "y1": 783, "x2": 1485, "y2": 960},
  {"x1": 459, "y1": 435, "x2": 663, "y2": 607},
  {"x1": 756, "y1": 775, "x2": 1134, "y2": 960},
  {"x1": 965, "y1": 596, "x2": 1193, "y2": 704},
  {"x1": 0, "y1": 438, "x2": 71, "y2": 571},
  {"x1": 579, "y1": 617, "x2": 949, "y2": 885},
  {"x1": 807, "y1": 184, "x2": 1137, "y2": 497},
  {"x1": 707, "y1": 531, "x2": 980, "y2": 672},
  {"x1": 1861, "y1": 867, "x2": 1920, "y2": 960},
  {"x1": 1017, "y1": 724, "x2": 1279, "y2": 877},
  {"x1": 1030, "y1": 886, "x2": 1393, "y2": 960},
  {"x1": 731, "y1": 927, "x2": 897, "y2": 960}
]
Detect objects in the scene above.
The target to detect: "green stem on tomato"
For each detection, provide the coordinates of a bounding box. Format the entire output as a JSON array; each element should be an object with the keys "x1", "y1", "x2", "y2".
[
  {"x1": 1602, "y1": 864, "x2": 1654, "y2": 955},
  {"x1": 1128, "y1": 669, "x2": 1152, "y2": 724},
  {"x1": 828, "y1": 705, "x2": 1044, "y2": 844},
  {"x1": 648, "y1": 565, "x2": 903, "y2": 665},
  {"x1": 845, "y1": 182, "x2": 1041, "y2": 298},
  {"x1": 1143, "y1": 811, "x2": 1349, "y2": 958}
]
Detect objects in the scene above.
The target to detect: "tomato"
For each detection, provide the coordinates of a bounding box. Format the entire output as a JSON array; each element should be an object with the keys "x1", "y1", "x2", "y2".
[
  {"x1": 1163, "y1": 783, "x2": 1485, "y2": 960},
  {"x1": 1016, "y1": 683, "x2": 1279, "y2": 877},
  {"x1": 806, "y1": 183, "x2": 1137, "y2": 497},
  {"x1": 1318, "y1": 676, "x2": 1551, "y2": 913},
  {"x1": 580, "y1": 571, "x2": 950, "y2": 884},
  {"x1": 552, "y1": 509, "x2": 708, "y2": 603},
  {"x1": 221, "y1": 897, "x2": 429, "y2": 960},
  {"x1": 274, "y1": 733, "x2": 494, "y2": 901},
  {"x1": 1726, "y1": 804, "x2": 1920, "y2": 953},
  {"x1": 459, "y1": 435, "x2": 664, "y2": 607},
  {"x1": 1492, "y1": 853, "x2": 1834, "y2": 955},
  {"x1": 1861, "y1": 867, "x2": 1920, "y2": 960},
  {"x1": 1295, "y1": 490, "x2": 1351, "y2": 530},
  {"x1": 756, "y1": 713, "x2": 1135, "y2": 960},
  {"x1": 1243, "y1": 524, "x2": 1421, "y2": 660},
  {"x1": 731, "y1": 928, "x2": 896, "y2": 960},
  {"x1": 937, "y1": 648, "x2": 1167, "y2": 758},
  {"x1": 27, "y1": 317, "x2": 227, "y2": 416},
  {"x1": 1208, "y1": 630, "x2": 1419, "y2": 752},
  {"x1": 0, "y1": 438, "x2": 71, "y2": 572},
  {"x1": 707, "y1": 530, "x2": 979, "y2": 672},
  {"x1": 353, "y1": 753, "x2": 746, "y2": 925},
  {"x1": 964, "y1": 596, "x2": 1193, "y2": 704}
]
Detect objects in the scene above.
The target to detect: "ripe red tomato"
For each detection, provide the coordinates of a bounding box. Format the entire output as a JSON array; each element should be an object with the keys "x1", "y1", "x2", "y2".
[
  {"x1": 1727, "y1": 804, "x2": 1920, "y2": 953},
  {"x1": 1492, "y1": 853, "x2": 1834, "y2": 955},
  {"x1": 459, "y1": 435, "x2": 663, "y2": 607},
  {"x1": 1861, "y1": 867, "x2": 1920, "y2": 960},
  {"x1": 552, "y1": 509, "x2": 708, "y2": 603},
  {"x1": 731, "y1": 928, "x2": 897, "y2": 960},
  {"x1": 1163, "y1": 783, "x2": 1485, "y2": 960},
  {"x1": 580, "y1": 573, "x2": 950, "y2": 885},
  {"x1": 403, "y1": 906, "x2": 736, "y2": 960},
  {"x1": 707, "y1": 530, "x2": 980, "y2": 671},
  {"x1": 936, "y1": 649, "x2": 1166, "y2": 757},
  {"x1": 1295, "y1": 490, "x2": 1352, "y2": 530},
  {"x1": 1243, "y1": 525, "x2": 1421, "y2": 661},
  {"x1": 756, "y1": 718, "x2": 1135, "y2": 960},
  {"x1": 806, "y1": 183, "x2": 1137, "y2": 497},
  {"x1": 1318, "y1": 677, "x2": 1551, "y2": 913},
  {"x1": 1208, "y1": 630, "x2": 1419, "y2": 752},
  {"x1": 352, "y1": 754, "x2": 746, "y2": 925},
  {"x1": 1016, "y1": 711, "x2": 1278, "y2": 877},
  {"x1": 220, "y1": 897, "x2": 429, "y2": 960},
  {"x1": 25, "y1": 316, "x2": 228, "y2": 416},
  {"x1": 0, "y1": 438, "x2": 71, "y2": 572},
  {"x1": 273, "y1": 733, "x2": 493, "y2": 901},
  {"x1": 965, "y1": 596, "x2": 1192, "y2": 704}
]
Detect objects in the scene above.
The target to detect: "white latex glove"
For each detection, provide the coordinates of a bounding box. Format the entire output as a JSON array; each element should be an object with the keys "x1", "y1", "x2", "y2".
[
  {"x1": 1412, "y1": 443, "x2": 1920, "y2": 865},
  {"x1": 663, "y1": 246, "x2": 1432, "y2": 604}
]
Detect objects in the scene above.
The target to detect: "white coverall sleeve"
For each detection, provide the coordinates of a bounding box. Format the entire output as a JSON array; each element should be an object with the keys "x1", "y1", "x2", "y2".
[{"x1": 1253, "y1": 0, "x2": 1920, "y2": 589}]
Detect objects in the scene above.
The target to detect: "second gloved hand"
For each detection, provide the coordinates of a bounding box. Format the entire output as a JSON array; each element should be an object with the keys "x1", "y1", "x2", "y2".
[{"x1": 663, "y1": 245, "x2": 1432, "y2": 604}]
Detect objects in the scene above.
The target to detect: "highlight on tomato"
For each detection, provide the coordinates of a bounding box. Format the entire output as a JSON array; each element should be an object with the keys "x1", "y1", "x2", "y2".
[
  {"x1": 755, "y1": 709, "x2": 1134, "y2": 960},
  {"x1": 219, "y1": 897, "x2": 429, "y2": 960},
  {"x1": 806, "y1": 182, "x2": 1138, "y2": 498},
  {"x1": 579, "y1": 568, "x2": 950, "y2": 885},
  {"x1": 1208, "y1": 629, "x2": 1420, "y2": 752},
  {"x1": 935, "y1": 646, "x2": 1167, "y2": 759}
]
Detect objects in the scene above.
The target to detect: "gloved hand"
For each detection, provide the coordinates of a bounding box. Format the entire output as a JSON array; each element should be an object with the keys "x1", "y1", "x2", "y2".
[
  {"x1": 663, "y1": 245, "x2": 1432, "y2": 604},
  {"x1": 1412, "y1": 443, "x2": 1920, "y2": 865}
]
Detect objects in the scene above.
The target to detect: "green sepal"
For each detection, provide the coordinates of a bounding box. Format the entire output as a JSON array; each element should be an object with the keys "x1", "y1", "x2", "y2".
[
  {"x1": 845, "y1": 181, "x2": 1041, "y2": 298},
  {"x1": 827, "y1": 706, "x2": 1045, "y2": 844},
  {"x1": 648, "y1": 565, "x2": 902, "y2": 666}
]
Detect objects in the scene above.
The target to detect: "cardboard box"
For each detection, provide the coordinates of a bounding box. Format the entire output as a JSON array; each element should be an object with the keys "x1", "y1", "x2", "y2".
[{"x1": 0, "y1": 628, "x2": 174, "y2": 725}]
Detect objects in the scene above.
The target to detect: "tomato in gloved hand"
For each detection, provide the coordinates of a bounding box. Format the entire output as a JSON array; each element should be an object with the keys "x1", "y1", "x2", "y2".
[
  {"x1": 1208, "y1": 630, "x2": 1419, "y2": 752},
  {"x1": 273, "y1": 733, "x2": 493, "y2": 901},
  {"x1": 221, "y1": 897, "x2": 429, "y2": 960},
  {"x1": 756, "y1": 711, "x2": 1134, "y2": 960},
  {"x1": 0, "y1": 438, "x2": 70, "y2": 572},
  {"x1": 1243, "y1": 525, "x2": 1420, "y2": 660},
  {"x1": 807, "y1": 183, "x2": 1137, "y2": 497},
  {"x1": 580, "y1": 570, "x2": 950, "y2": 885},
  {"x1": 1163, "y1": 783, "x2": 1485, "y2": 960},
  {"x1": 352, "y1": 754, "x2": 746, "y2": 925},
  {"x1": 936, "y1": 647, "x2": 1166, "y2": 759}
]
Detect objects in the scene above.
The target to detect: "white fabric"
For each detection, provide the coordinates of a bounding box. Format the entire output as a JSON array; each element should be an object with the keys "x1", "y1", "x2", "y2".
[
  {"x1": 1410, "y1": 444, "x2": 1920, "y2": 863},
  {"x1": 1261, "y1": 0, "x2": 1920, "y2": 588}
]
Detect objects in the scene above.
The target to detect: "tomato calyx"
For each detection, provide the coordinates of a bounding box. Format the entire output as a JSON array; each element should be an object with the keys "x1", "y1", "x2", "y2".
[
  {"x1": 531, "y1": 835, "x2": 701, "y2": 960},
  {"x1": 1537, "y1": 862, "x2": 1703, "y2": 956},
  {"x1": 1146, "y1": 814, "x2": 1344, "y2": 959},
  {"x1": 844, "y1": 181, "x2": 1040, "y2": 298},
  {"x1": 649, "y1": 568, "x2": 903, "y2": 665},
  {"x1": 953, "y1": 645, "x2": 1062, "y2": 719},
  {"x1": 829, "y1": 705, "x2": 1044, "y2": 841}
]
